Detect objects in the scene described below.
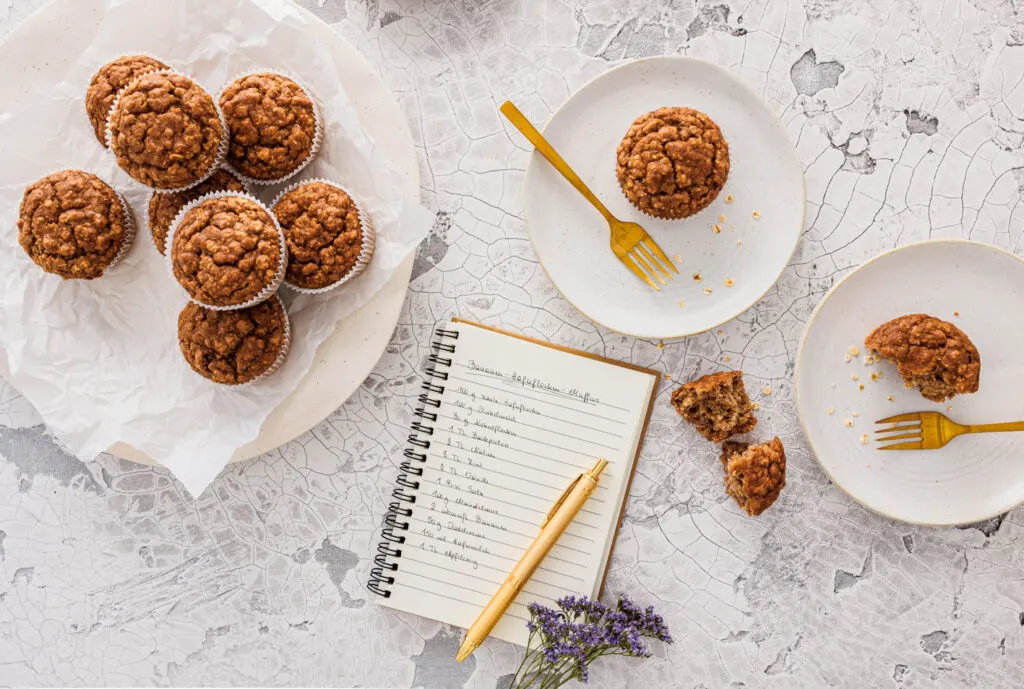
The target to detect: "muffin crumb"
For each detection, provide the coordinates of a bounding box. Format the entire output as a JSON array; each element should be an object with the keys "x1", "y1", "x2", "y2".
[
  {"x1": 724, "y1": 278, "x2": 734, "y2": 287},
  {"x1": 859, "y1": 433, "x2": 869, "y2": 444},
  {"x1": 752, "y1": 211, "x2": 761, "y2": 219},
  {"x1": 844, "y1": 418, "x2": 854, "y2": 427},
  {"x1": 704, "y1": 287, "x2": 713, "y2": 295}
]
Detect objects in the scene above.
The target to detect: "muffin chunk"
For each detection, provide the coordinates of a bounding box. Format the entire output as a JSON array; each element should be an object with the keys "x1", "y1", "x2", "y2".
[
  {"x1": 865, "y1": 314, "x2": 980, "y2": 402},
  {"x1": 108, "y1": 71, "x2": 224, "y2": 189},
  {"x1": 148, "y1": 169, "x2": 246, "y2": 254},
  {"x1": 722, "y1": 437, "x2": 786, "y2": 516},
  {"x1": 85, "y1": 55, "x2": 169, "y2": 147},
  {"x1": 178, "y1": 296, "x2": 288, "y2": 385},
  {"x1": 17, "y1": 170, "x2": 132, "y2": 279},
  {"x1": 616, "y1": 107, "x2": 729, "y2": 219},
  {"x1": 170, "y1": 195, "x2": 283, "y2": 308},
  {"x1": 273, "y1": 181, "x2": 370, "y2": 290},
  {"x1": 671, "y1": 371, "x2": 757, "y2": 442},
  {"x1": 219, "y1": 73, "x2": 319, "y2": 181}
]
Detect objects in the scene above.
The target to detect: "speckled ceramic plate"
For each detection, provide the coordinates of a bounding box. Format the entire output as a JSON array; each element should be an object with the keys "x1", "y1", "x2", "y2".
[
  {"x1": 795, "y1": 240, "x2": 1024, "y2": 525},
  {"x1": 0, "y1": 0, "x2": 417, "y2": 466},
  {"x1": 522, "y1": 56, "x2": 805, "y2": 339}
]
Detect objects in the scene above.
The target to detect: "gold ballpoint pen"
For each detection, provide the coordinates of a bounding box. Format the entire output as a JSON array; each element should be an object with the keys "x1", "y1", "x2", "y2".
[{"x1": 456, "y1": 458, "x2": 609, "y2": 662}]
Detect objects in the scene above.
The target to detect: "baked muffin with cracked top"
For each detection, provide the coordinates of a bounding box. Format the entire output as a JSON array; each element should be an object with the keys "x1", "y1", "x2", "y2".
[
  {"x1": 865, "y1": 314, "x2": 980, "y2": 402},
  {"x1": 721, "y1": 437, "x2": 786, "y2": 516},
  {"x1": 85, "y1": 55, "x2": 169, "y2": 147},
  {"x1": 671, "y1": 370, "x2": 757, "y2": 442},
  {"x1": 218, "y1": 73, "x2": 320, "y2": 183},
  {"x1": 170, "y1": 195, "x2": 284, "y2": 309},
  {"x1": 17, "y1": 170, "x2": 134, "y2": 280},
  {"x1": 147, "y1": 168, "x2": 246, "y2": 255},
  {"x1": 273, "y1": 181, "x2": 374, "y2": 291},
  {"x1": 616, "y1": 107, "x2": 729, "y2": 219},
  {"x1": 108, "y1": 71, "x2": 225, "y2": 190},
  {"x1": 178, "y1": 295, "x2": 289, "y2": 385}
]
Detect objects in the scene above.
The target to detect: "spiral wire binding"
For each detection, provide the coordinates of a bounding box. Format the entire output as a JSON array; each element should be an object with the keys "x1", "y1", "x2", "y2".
[{"x1": 367, "y1": 327, "x2": 460, "y2": 598}]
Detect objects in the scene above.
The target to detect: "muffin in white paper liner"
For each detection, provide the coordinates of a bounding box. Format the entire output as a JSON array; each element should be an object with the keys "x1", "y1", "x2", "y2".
[
  {"x1": 143, "y1": 168, "x2": 249, "y2": 255},
  {"x1": 105, "y1": 69, "x2": 229, "y2": 193},
  {"x1": 270, "y1": 177, "x2": 376, "y2": 294},
  {"x1": 178, "y1": 294, "x2": 292, "y2": 387},
  {"x1": 165, "y1": 190, "x2": 287, "y2": 311},
  {"x1": 83, "y1": 52, "x2": 171, "y2": 149},
  {"x1": 216, "y1": 69, "x2": 323, "y2": 186}
]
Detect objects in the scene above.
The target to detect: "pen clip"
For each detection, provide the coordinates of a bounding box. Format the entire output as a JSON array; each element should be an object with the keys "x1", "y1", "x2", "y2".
[{"x1": 542, "y1": 473, "x2": 583, "y2": 528}]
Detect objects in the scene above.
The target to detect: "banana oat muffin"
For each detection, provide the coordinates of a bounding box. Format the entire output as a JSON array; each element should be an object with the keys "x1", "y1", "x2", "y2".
[
  {"x1": 218, "y1": 73, "x2": 320, "y2": 183},
  {"x1": 85, "y1": 55, "x2": 169, "y2": 147},
  {"x1": 170, "y1": 194, "x2": 284, "y2": 309},
  {"x1": 671, "y1": 370, "x2": 757, "y2": 442},
  {"x1": 147, "y1": 169, "x2": 246, "y2": 254},
  {"x1": 865, "y1": 314, "x2": 980, "y2": 402},
  {"x1": 108, "y1": 71, "x2": 225, "y2": 190},
  {"x1": 721, "y1": 437, "x2": 786, "y2": 516},
  {"x1": 272, "y1": 181, "x2": 373, "y2": 291},
  {"x1": 616, "y1": 107, "x2": 730, "y2": 219},
  {"x1": 178, "y1": 295, "x2": 289, "y2": 385},
  {"x1": 17, "y1": 170, "x2": 134, "y2": 280}
]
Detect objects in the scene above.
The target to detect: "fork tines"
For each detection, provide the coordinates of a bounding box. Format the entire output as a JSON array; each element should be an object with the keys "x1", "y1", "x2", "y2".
[{"x1": 875, "y1": 413, "x2": 924, "y2": 450}]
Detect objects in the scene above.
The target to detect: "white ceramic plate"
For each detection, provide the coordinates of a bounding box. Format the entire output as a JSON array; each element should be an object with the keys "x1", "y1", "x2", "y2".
[
  {"x1": 0, "y1": 0, "x2": 417, "y2": 466},
  {"x1": 795, "y1": 240, "x2": 1024, "y2": 525},
  {"x1": 523, "y1": 57, "x2": 804, "y2": 339}
]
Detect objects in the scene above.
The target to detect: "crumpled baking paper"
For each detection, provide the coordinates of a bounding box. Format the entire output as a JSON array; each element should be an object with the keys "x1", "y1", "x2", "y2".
[{"x1": 0, "y1": 0, "x2": 431, "y2": 496}]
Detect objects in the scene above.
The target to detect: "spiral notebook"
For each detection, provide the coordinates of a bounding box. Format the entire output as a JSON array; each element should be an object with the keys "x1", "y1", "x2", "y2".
[{"x1": 367, "y1": 319, "x2": 659, "y2": 646}]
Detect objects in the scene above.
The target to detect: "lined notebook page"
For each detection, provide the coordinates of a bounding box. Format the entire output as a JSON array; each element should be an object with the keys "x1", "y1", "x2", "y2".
[{"x1": 379, "y1": 320, "x2": 658, "y2": 645}]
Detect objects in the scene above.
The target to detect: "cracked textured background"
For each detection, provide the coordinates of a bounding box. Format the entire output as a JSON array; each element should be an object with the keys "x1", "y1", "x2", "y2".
[{"x1": 2, "y1": 0, "x2": 1024, "y2": 687}]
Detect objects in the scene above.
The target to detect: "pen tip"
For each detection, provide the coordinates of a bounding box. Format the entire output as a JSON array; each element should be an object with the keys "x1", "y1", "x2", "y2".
[{"x1": 456, "y1": 640, "x2": 479, "y2": 663}]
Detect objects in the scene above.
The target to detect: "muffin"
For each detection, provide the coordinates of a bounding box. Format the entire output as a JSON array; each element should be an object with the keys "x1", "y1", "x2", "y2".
[
  {"x1": 108, "y1": 71, "x2": 226, "y2": 190},
  {"x1": 721, "y1": 437, "x2": 786, "y2": 516},
  {"x1": 616, "y1": 107, "x2": 729, "y2": 219},
  {"x1": 272, "y1": 180, "x2": 374, "y2": 291},
  {"x1": 671, "y1": 370, "x2": 757, "y2": 442},
  {"x1": 147, "y1": 168, "x2": 246, "y2": 255},
  {"x1": 169, "y1": 194, "x2": 285, "y2": 309},
  {"x1": 85, "y1": 55, "x2": 169, "y2": 147},
  {"x1": 218, "y1": 73, "x2": 320, "y2": 183},
  {"x1": 865, "y1": 314, "x2": 980, "y2": 402},
  {"x1": 17, "y1": 170, "x2": 134, "y2": 279},
  {"x1": 178, "y1": 295, "x2": 290, "y2": 385}
]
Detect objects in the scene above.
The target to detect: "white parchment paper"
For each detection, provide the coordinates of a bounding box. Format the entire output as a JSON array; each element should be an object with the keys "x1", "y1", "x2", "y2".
[{"x1": 0, "y1": 0, "x2": 431, "y2": 496}]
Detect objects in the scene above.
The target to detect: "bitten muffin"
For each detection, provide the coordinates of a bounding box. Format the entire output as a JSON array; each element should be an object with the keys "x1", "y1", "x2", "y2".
[
  {"x1": 147, "y1": 169, "x2": 246, "y2": 254},
  {"x1": 272, "y1": 181, "x2": 373, "y2": 290},
  {"x1": 865, "y1": 314, "x2": 980, "y2": 402},
  {"x1": 85, "y1": 55, "x2": 169, "y2": 147},
  {"x1": 108, "y1": 71, "x2": 225, "y2": 189},
  {"x1": 671, "y1": 370, "x2": 757, "y2": 442},
  {"x1": 17, "y1": 170, "x2": 133, "y2": 279},
  {"x1": 170, "y1": 195, "x2": 284, "y2": 308},
  {"x1": 178, "y1": 296, "x2": 289, "y2": 385},
  {"x1": 721, "y1": 437, "x2": 786, "y2": 516},
  {"x1": 218, "y1": 73, "x2": 319, "y2": 182},
  {"x1": 616, "y1": 107, "x2": 729, "y2": 219}
]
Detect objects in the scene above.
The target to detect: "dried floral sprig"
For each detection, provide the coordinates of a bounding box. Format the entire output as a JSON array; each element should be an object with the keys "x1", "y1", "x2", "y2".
[{"x1": 510, "y1": 595, "x2": 672, "y2": 688}]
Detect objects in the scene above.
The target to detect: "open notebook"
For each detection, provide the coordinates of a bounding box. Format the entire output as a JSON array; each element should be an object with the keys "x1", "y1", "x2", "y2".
[{"x1": 367, "y1": 319, "x2": 659, "y2": 645}]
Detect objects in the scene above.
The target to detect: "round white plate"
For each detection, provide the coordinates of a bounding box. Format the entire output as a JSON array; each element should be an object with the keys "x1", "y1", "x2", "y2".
[
  {"x1": 795, "y1": 240, "x2": 1024, "y2": 525},
  {"x1": 523, "y1": 57, "x2": 804, "y2": 339},
  {"x1": 0, "y1": 0, "x2": 417, "y2": 466}
]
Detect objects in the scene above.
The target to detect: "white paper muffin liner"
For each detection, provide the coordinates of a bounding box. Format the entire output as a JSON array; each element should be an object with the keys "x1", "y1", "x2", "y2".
[
  {"x1": 143, "y1": 167, "x2": 250, "y2": 255},
  {"x1": 105, "y1": 69, "x2": 230, "y2": 193},
  {"x1": 216, "y1": 69, "x2": 324, "y2": 186},
  {"x1": 270, "y1": 177, "x2": 376, "y2": 294},
  {"x1": 165, "y1": 190, "x2": 288, "y2": 311},
  {"x1": 84, "y1": 52, "x2": 171, "y2": 149},
  {"x1": 179, "y1": 294, "x2": 292, "y2": 387}
]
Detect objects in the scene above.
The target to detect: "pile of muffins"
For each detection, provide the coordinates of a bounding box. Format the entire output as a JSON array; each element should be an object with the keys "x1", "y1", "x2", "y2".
[{"x1": 16, "y1": 56, "x2": 375, "y2": 386}]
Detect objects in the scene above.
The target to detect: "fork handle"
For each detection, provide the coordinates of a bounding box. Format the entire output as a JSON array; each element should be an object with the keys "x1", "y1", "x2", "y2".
[
  {"x1": 965, "y1": 421, "x2": 1024, "y2": 434},
  {"x1": 500, "y1": 101, "x2": 615, "y2": 224}
]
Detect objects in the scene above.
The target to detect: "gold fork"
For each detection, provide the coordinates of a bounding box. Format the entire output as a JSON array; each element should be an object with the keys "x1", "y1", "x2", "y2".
[
  {"x1": 500, "y1": 100, "x2": 679, "y2": 291},
  {"x1": 875, "y1": 411, "x2": 1024, "y2": 450}
]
